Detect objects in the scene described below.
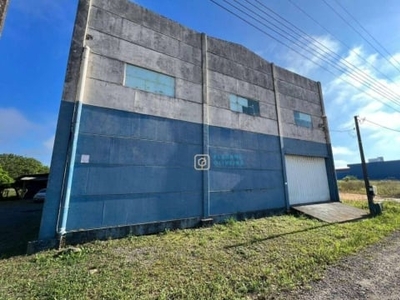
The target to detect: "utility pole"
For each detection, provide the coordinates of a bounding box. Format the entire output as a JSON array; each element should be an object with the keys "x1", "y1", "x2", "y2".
[{"x1": 354, "y1": 116, "x2": 382, "y2": 216}]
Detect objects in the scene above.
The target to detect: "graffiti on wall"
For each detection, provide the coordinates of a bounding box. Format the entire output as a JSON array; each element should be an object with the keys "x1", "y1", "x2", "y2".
[{"x1": 212, "y1": 154, "x2": 244, "y2": 168}]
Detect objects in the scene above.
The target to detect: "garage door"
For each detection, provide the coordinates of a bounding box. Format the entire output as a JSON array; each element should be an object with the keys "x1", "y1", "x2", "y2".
[{"x1": 285, "y1": 155, "x2": 330, "y2": 206}]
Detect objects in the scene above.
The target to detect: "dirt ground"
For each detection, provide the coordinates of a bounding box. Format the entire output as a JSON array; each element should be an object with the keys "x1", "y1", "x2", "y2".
[
  {"x1": 340, "y1": 192, "x2": 400, "y2": 202},
  {"x1": 340, "y1": 192, "x2": 369, "y2": 201},
  {"x1": 285, "y1": 230, "x2": 400, "y2": 300},
  {"x1": 283, "y1": 193, "x2": 400, "y2": 299}
]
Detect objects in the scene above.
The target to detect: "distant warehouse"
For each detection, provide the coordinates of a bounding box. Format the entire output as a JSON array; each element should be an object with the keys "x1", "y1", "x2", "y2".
[
  {"x1": 37, "y1": 0, "x2": 339, "y2": 248},
  {"x1": 337, "y1": 160, "x2": 400, "y2": 180}
]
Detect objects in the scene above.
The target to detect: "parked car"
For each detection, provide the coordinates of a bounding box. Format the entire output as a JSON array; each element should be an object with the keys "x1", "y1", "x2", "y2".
[{"x1": 33, "y1": 188, "x2": 46, "y2": 203}]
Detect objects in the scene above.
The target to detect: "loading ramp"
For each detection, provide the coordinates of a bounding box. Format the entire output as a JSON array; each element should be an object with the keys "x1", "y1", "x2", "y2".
[{"x1": 292, "y1": 202, "x2": 369, "y2": 223}]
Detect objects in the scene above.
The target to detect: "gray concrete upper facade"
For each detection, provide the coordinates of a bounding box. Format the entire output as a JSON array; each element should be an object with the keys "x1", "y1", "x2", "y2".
[{"x1": 81, "y1": 0, "x2": 328, "y2": 143}]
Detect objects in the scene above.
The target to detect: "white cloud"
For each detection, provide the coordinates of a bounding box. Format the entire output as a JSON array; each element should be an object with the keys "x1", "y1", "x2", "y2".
[
  {"x1": 281, "y1": 36, "x2": 400, "y2": 166},
  {"x1": 0, "y1": 108, "x2": 56, "y2": 166},
  {"x1": 334, "y1": 160, "x2": 350, "y2": 169},
  {"x1": 332, "y1": 146, "x2": 355, "y2": 156},
  {"x1": 326, "y1": 47, "x2": 400, "y2": 164},
  {"x1": 0, "y1": 108, "x2": 37, "y2": 140},
  {"x1": 360, "y1": 112, "x2": 400, "y2": 131},
  {"x1": 44, "y1": 135, "x2": 55, "y2": 151},
  {"x1": 280, "y1": 35, "x2": 340, "y2": 77}
]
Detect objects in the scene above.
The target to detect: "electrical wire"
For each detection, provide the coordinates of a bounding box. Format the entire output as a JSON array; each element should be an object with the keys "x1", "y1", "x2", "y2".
[
  {"x1": 322, "y1": 0, "x2": 400, "y2": 75},
  {"x1": 332, "y1": 0, "x2": 400, "y2": 70},
  {"x1": 241, "y1": 0, "x2": 400, "y2": 105},
  {"x1": 209, "y1": 0, "x2": 400, "y2": 113},
  {"x1": 286, "y1": 0, "x2": 400, "y2": 89},
  {"x1": 362, "y1": 118, "x2": 400, "y2": 133},
  {"x1": 331, "y1": 128, "x2": 354, "y2": 133}
]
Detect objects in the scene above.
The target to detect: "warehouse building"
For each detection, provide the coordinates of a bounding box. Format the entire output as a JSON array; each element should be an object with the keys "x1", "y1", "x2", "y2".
[
  {"x1": 36, "y1": 0, "x2": 339, "y2": 248},
  {"x1": 337, "y1": 160, "x2": 400, "y2": 180}
]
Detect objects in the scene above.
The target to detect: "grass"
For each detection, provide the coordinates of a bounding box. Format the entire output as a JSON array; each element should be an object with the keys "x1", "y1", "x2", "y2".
[
  {"x1": 1, "y1": 199, "x2": 400, "y2": 299},
  {"x1": 338, "y1": 179, "x2": 400, "y2": 198},
  {"x1": 0, "y1": 188, "x2": 17, "y2": 200}
]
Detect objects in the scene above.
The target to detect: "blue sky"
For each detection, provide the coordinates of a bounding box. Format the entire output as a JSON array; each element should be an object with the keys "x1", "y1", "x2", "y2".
[{"x1": 1, "y1": 0, "x2": 399, "y2": 168}]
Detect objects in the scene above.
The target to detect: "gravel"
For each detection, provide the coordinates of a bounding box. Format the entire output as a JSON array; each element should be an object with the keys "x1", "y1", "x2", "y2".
[{"x1": 285, "y1": 230, "x2": 400, "y2": 300}]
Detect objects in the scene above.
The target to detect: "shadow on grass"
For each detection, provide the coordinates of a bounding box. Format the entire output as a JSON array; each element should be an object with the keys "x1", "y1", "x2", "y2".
[
  {"x1": 0, "y1": 223, "x2": 41, "y2": 259},
  {"x1": 224, "y1": 212, "x2": 371, "y2": 249},
  {"x1": 0, "y1": 200, "x2": 43, "y2": 259}
]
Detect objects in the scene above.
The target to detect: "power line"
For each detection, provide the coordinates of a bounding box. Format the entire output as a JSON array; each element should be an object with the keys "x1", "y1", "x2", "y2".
[
  {"x1": 322, "y1": 0, "x2": 400, "y2": 75},
  {"x1": 242, "y1": 0, "x2": 400, "y2": 105},
  {"x1": 332, "y1": 0, "x2": 400, "y2": 70},
  {"x1": 330, "y1": 126, "x2": 356, "y2": 138},
  {"x1": 286, "y1": 0, "x2": 400, "y2": 89},
  {"x1": 331, "y1": 128, "x2": 354, "y2": 133},
  {"x1": 209, "y1": 0, "x2": 335, "y2": 72},
  {"x1": 212, "y1": 0, "x2": 400, "y2": 106},
  {"x1": 209, "y1": 0, "x2": 400, "y2": 113},
  {"x1": 362, "y1": 118, "x2": 400, "y2": 133}
]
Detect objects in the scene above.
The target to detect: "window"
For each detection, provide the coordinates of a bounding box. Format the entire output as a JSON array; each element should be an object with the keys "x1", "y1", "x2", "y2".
[
  {"x1": 294, "y1": 111, "x2": 312, "y2": 128},
  {"x1": 125, "y1": 64, "x2": 175, "y2": 97},
  {"x1": 229, "y1": 94, "x2": 260, "y2": 116}
]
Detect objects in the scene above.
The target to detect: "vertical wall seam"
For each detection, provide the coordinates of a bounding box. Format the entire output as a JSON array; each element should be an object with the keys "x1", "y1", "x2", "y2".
[
  {"x1": 317, "y1": 82, "x2": 330, "y2": 144},
  {"x1": 271, "y1": 64, "x2": 290, "y2": 210},
  {"x1": 201, "y1": 33, "x2": 210, "y2": 219},
  {"x1": 317, "y1": 82, "x2": 340, "y2": 202}
]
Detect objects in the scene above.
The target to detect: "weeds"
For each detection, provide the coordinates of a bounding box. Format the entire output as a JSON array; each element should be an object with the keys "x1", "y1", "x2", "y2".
[
  {"x1": 1, "y1": 200, "x2": 400, "y2": 299},
  {"x1": 338, "y1": 179, "x2": 400, "y2": 198},
  {"x1": 1, "y1": 182, "x2": 399, "y2": 299}
]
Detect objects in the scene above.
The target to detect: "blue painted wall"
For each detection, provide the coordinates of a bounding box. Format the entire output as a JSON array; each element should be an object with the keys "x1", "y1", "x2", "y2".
[
  {"x1": 66, "y1": 105, "x2": 203, "y2": 230},
  {"x1": 337, "y1": 160, "x2": 400, "y2": 180},
  {"x1": 49, "y1": 104, "x2": 338, "y2": 233},
  {"x1": 65, "y1": 105, "x2": 289, "y2": 231},
  {"x1": 284, "y1": 138, "x2": 328, "y2": 157},
  {"x1": 39, "y1": 101, "x2": 75, "y2": 239},
  {"x1": 209, "y1": 127, "x2": 286, "y2": 215}
]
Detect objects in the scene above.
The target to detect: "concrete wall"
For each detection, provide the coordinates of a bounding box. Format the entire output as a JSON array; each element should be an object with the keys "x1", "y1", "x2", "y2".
[
  {"x1": 0, "y1": 0, "x2": 10, "y2": 35},
  {"x1": 38, "y1": 0, "x2": 338, "y2": 245},
  {"x1": 274, "y1": 66, "x2": 326, "y2": 143}
]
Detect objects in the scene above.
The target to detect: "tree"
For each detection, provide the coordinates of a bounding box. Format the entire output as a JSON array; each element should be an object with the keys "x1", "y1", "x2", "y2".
[
  {"x1": 0, "y1": 154, "x2": 50, "y2": 179},
  {"x1": 0, "y1": 165, "x2": 13, "y2": 185}
]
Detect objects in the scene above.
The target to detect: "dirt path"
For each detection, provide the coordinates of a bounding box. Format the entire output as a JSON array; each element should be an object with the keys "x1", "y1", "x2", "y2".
[
  {"x1": 285, "y1": 230, "x2": 400, "y2": 300},
  {"x1": 340, "y1": 192, "x2": 368, "y2": 201}
]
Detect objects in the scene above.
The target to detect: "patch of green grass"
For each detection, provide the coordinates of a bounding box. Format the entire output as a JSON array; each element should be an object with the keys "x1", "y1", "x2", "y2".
[
  {"x1": 338, "y1": 179, "x2": 400, "y2": 198},
  {"x1": 1, "y1": 201, "x2": 400, "y2": 299},
  {"x1": 0, "y1": 188, "x2": 18, "y2": 200}
]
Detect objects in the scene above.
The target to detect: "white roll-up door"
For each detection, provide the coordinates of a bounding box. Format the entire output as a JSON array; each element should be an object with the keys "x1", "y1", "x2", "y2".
[{"x1": 285, "y1": 155, "x2": 330, "y2": 206}]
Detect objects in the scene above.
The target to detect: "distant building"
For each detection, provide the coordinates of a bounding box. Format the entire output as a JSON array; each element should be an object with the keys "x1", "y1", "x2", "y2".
[
  {"x1": 368, "y1": 156, "x2": 384, "y2": 163},
  {"x1": 0, "y1": 0, "x2": 10, "y2": 36},
  {"x1": 13, "y1": 173, "x2": 49, "y2": 199},
  {"x1": 337, "y1": 160, "x2": 400, "y2": 180},
  {"x1": 36, "y1": 0, "x2": 339, "y2": 250}
]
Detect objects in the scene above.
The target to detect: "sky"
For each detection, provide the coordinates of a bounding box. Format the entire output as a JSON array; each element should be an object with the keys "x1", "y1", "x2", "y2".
[{"x1": 0, "y1": 0, "x2": 399, "y2": 168}]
